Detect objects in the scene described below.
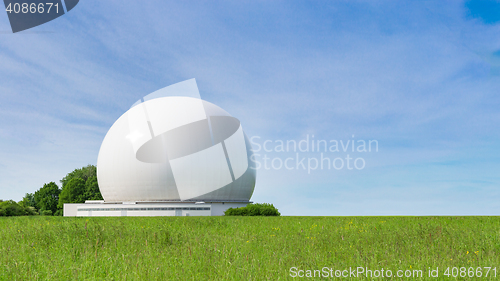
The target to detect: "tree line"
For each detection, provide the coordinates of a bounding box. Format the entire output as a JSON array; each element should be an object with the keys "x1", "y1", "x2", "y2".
[{"x1": 0, "y1": 165, "x2": 103, "y2": 216}]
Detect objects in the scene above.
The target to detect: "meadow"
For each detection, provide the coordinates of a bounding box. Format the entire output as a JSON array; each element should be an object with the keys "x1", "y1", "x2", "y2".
[{"x1": 1, "y1": 216, "x2": 499, "y2": 280}]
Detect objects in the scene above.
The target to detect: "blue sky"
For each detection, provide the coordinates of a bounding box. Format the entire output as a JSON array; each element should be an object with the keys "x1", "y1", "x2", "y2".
[{"x1": 0, "y1": 0, "x2": 499, "y2": 215}]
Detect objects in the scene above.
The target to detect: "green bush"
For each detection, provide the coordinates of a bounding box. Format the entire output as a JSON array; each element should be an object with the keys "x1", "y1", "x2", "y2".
[
  {"x1": 0, "y1": 200, "x2": 38, "y2": 216},
  {"x1": 25, "y1": 206, "x2": 38, "y2": 216},
  {"x1": 41, "y1": 210, "x2": 53, "y2": 216},
  {"x1": 224, "y1": 203, "x2": 280, "y2": 216}
]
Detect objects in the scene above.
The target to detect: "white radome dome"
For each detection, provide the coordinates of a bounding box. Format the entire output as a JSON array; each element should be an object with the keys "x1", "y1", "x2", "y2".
[{"x1": 96, "y1": 79, "x2": 256, "y2": 202}]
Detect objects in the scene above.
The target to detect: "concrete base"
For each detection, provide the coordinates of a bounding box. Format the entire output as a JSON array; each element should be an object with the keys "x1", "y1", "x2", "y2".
[{"x1": 63, "y1": 201, "x2": 250, "y2": 217}]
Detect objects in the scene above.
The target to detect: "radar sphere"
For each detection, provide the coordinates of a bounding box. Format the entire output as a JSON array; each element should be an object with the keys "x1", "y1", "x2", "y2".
[{"x1": 96, "y1": 79, "x2": 256, "y2": 202}]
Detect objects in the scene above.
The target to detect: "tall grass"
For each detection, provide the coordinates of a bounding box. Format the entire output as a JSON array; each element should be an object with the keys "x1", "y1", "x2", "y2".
[{"x1": 1, "y1": 216, "x2": 499, "y2": 280}]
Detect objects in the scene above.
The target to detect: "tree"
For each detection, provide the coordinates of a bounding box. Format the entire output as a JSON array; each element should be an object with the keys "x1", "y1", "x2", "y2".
[
  {"x1": 34, "y1": 182, "x2": 60, "y2": 215},
  {"x1": 58, "y1": 164, "x2": 103, "y2": 205},
  {"x1": 58, "y1": 178, "x2": 86, "y2": 209},
  {"x1": 84, "y1": 176, "x2": 103, "y2": 201},
  {"x1": 60, "y1": 165, "x2": 96, "y2": 188},
  {"x1": 19, "y1": 193, "x2": 36, "y2": 209},
  {"x1": 0, "y1": 165, "x2": 103, "y2": 216}
]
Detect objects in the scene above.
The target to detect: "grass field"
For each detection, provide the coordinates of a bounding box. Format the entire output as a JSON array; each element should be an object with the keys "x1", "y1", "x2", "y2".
[{"x1": 1, "y1": 216, "x2": 499, "y2": 280}]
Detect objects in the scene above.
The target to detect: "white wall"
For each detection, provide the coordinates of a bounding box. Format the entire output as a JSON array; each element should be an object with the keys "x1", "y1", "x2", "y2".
[
  {"x1": 210, "y1": 202, "x2": 249, "y2": 216},
  {"x1": 64, "y1": 202, "x2": 250, "y2": 217}
]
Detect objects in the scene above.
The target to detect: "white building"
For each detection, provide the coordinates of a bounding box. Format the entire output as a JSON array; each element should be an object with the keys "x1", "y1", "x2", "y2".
[{"x1": 64, "y1": 79, "x2": 256, "y2": 216}]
